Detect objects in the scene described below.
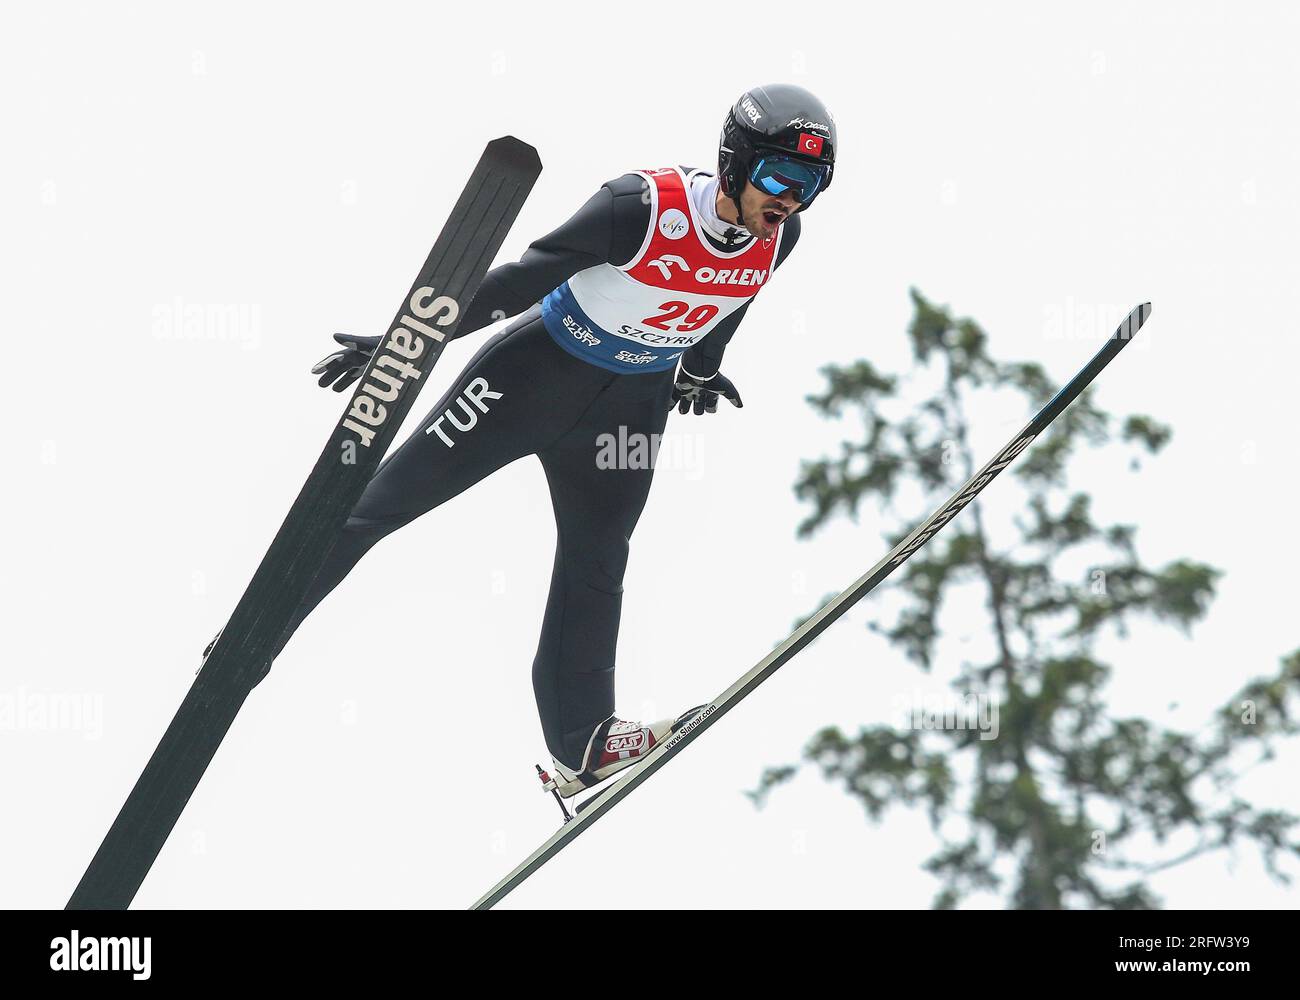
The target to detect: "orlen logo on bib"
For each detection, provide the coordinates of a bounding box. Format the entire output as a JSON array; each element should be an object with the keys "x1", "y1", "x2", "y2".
[
  {"x1": 606, "y1": 732, "x2": 645, "y2": 754},
  {"x1": 645, "y1": 253, "x2": 768, "y2": 287},
  {"x1": 659, "y1": 208, "x2": 689, "y2": 240}
]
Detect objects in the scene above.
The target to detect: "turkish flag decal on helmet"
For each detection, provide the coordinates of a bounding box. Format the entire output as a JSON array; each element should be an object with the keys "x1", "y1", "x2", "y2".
[{"x1": 798, "y1": 133, "x2": 825, "y2": 157}]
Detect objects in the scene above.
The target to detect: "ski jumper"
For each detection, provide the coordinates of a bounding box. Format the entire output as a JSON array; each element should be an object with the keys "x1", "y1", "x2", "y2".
[{"x1": 274, "y1": 167, "x2": 801, "y2": 768}]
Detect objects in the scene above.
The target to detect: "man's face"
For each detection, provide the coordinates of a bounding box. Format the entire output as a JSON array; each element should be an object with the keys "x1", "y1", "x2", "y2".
[{"x1": 739, "y1": 180, "x2": 800, "y2": 239}]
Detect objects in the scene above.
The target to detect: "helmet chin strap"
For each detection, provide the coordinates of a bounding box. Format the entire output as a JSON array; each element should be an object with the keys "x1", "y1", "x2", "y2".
[{"x1": 724, "y1": 178, "x2": 750, "y2": 245}]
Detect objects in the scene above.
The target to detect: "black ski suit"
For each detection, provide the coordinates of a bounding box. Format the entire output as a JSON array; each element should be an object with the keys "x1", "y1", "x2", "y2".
[{"x1": 276, "y1": 169, "x2": 800, "y2": 767}]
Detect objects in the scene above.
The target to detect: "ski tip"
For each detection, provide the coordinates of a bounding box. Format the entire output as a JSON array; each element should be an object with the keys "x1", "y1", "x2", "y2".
[
  {"x1": 1116, "y1": 302, "x2": 1152, "y2": 341},
  {"x1": 485, "y1": 135, "x2": 543, "y2": 172}
]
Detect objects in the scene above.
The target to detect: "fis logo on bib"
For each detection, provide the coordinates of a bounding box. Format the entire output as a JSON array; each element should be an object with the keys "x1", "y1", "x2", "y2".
[{"x1": 658, "y1": 208, "x2": 689, "y2": 240}]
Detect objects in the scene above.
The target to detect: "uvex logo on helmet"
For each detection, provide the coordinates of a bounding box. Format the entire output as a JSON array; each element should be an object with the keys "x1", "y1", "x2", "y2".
[{"x1": 739, "y1": 95, "x2": 764, "y2": 124}]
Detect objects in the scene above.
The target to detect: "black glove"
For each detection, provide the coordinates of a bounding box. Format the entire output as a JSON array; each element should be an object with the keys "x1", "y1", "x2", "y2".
[
  {"x1": 670, "y1": 366, "x2": 743, "y2": 415},
  {"x1": 310, "y1": 333, "x2": 382, "y2": 392}
]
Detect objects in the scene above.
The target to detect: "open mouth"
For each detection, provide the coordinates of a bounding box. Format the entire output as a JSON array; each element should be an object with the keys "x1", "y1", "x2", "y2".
[{"x1": 762, "y1": 209, "x2": 784, "y2": 226}]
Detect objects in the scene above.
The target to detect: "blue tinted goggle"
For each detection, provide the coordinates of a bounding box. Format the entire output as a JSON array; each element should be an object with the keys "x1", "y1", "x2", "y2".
[{"x1": 749, "y1": 155, "x2": 830, "y2": 206}]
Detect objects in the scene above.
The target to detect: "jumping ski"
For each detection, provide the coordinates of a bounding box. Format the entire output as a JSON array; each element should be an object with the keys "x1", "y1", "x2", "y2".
[
  {"x1": 470, "y1": 302, "x2": 1152, "y2": 909},
  {"x1": 68, "y1": 136, "x2": 542, "y2": 909}
]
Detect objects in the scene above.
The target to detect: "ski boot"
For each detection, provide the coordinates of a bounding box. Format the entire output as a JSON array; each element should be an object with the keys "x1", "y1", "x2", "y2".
[{"x1": 537, "y1": 706, "x2": 705, "y2": 821}]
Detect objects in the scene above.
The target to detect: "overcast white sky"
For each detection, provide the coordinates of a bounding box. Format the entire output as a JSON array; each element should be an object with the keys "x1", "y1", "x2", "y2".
[{"x1": 3, "y1": 1, "x2": 1298, "y2": 909}]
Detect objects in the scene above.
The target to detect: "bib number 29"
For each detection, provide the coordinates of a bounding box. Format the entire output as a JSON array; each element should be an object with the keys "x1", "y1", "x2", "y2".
[{"x1": 642, "y1": 301, "x2": 718, "y2": 332}]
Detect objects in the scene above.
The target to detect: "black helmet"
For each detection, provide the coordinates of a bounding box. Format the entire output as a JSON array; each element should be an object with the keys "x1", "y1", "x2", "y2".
[{"x1": 718, "y1": 83, "x2": 837, "y2": 215}]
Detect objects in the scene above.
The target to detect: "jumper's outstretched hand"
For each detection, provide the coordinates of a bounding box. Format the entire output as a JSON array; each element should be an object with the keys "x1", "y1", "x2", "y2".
[
  {"x1": 670, "y1": 367, "x2": 744, "y2": 415},
  {"x1": 311, "y1": 333, "x2": 382, "y2": 392}
]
